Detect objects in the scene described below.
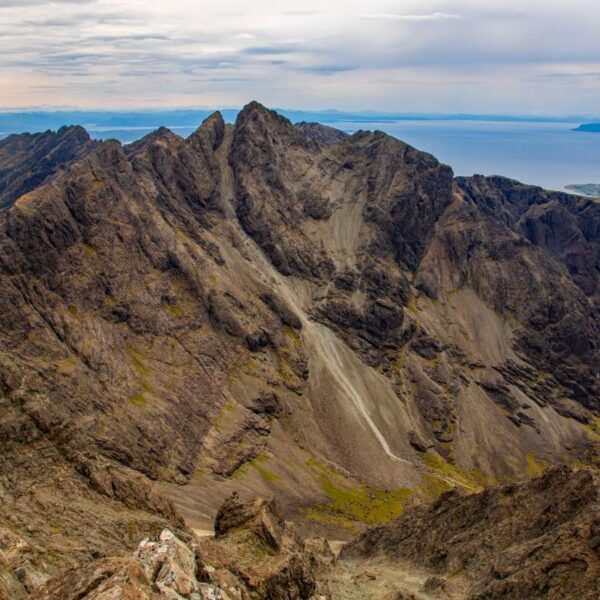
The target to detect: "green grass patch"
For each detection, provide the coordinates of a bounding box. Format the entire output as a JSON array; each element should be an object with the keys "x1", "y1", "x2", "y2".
[
  {"x1": 231, "y1": 453, "x2": 282, "y2": 484},
  {"x1": 129, "y1": 392, "x2": 147, "y2": 407},
  {"x1": 212, "y1": 399, "x2": 236, "y2": 434},
  {"x1": 254, "y1": 461, "x2": 282, "y2": 483},
  {"x1": 125, "y1": 346, "x2": 156, "y2": 406},
  {"x1": 420, "y1": 451, "x2": 486, "y2": 495},
  {"x1": 302, "y1": 507, "x2": 359, "y2": 531},
  {"x1": 276, "y1": 356, "x2": 296, "y2": 384},
  {"x1": 163, "y1": 302, "x2": 185, "y2": 318},
  {"x1": 240, "y1": 354, "x2": 261, "y2": 377},
  {"x1": 306, "y1": 457, "x2": 412, "y2": 526},
  {"x1": 526, "y1": 453, "x2": 545, "y2": 477},
  {"x1": 284, "y1": 326, "x2": 302, "y2": 350},
  {"x1": 582, "y1": 416, "x2": 600, "y2": 441},
  {"x1": 126, "y1": 346, "x2": 150, "y2": 376},
  {"x1": 141, "y1": 380, "x2": 155, "y2": 394},
  {"x1": 393, "y1": 348, "x2": 407, "y2": 374}
]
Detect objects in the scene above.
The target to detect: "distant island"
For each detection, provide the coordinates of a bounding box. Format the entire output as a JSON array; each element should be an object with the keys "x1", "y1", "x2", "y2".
[
  {"x1": 565, "y1": 183, "x2": 600, "y2": 197},
  {"x1": 574, "y1": 123, "x2": 600, "y2": 132}
]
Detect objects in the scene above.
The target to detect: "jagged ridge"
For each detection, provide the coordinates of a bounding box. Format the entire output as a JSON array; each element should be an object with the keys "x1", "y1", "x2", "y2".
[{"x1": 0, "y1": 102, "x2": 599, "y2": 597}]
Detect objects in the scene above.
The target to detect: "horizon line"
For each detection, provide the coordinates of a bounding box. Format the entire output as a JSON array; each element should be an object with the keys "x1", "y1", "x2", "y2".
[{"x1": 0, "y1": 105, "x2": 598, "y2": 123}]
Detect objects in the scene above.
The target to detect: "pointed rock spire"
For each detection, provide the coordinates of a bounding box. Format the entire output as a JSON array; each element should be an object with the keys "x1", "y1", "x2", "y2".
[{"x1": 188, "y1": 111, "x2": 225, "y2": 152}]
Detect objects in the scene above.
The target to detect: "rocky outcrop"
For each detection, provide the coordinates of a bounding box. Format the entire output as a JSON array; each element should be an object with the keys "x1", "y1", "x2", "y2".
[
  {"x1": 198, "y1": 492, "x2": 333, "y2": 599},
  {"x1": 229, "y1": 102, "x2": 335, "y2": 279},
  {"x1": 295, "y1": 122, "x2": 349, "y2": 145},
  {"x1": 35, "y1": 528, "x2": 232, "y2": 600},
  {"x1": 441, "y1": 178, "x2": 600, "y2": 407},
  {"x1": 33, "y1": 493, "x2": 334, "y2": 599},
  {"x1": 457, "y1": 174, "x2": 600, "y2": 299},
  {"x1": 0, "y1": 126, "x2": 96, "y2": 210},
  {"x1": 341, "y1": 466, "x2": 600, "y2": 599}
]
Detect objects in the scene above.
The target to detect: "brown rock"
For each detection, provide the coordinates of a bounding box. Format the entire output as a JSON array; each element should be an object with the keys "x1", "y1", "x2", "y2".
[
  {"x1": 341, "y1": 466, "x2": 600, "y2": 599},
  {"x1": 214, "y1": 493, "x2": 285, "y2": 551}
]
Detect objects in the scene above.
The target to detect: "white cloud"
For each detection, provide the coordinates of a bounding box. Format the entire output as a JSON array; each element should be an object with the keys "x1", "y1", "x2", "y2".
[
  {"x1": 0, "y1": 0, "x2": 96, "y2": 6},
  {"x1": 358, "y1": 12, "x2": 465, "y2": 22},
  {"x1": 0, "y1": 0, "x2": 599, "y2": 114}
]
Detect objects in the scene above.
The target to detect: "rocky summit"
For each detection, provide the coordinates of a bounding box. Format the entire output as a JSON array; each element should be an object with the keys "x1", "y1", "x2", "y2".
[{"x1": 0, "y1": 101, "x2": 599, "y2": 598}]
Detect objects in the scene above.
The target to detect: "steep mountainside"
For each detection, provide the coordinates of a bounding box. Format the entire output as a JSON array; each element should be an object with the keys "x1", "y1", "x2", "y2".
[
  {"x1": 0, "y1": 102, "x2": 599, "y2": 596},
  {"x1": 340, "y1": 466, "x2": 600, "y2": 599},
  {"x1": 0, "y1": 126, "x2": 97, "y2": 210}
]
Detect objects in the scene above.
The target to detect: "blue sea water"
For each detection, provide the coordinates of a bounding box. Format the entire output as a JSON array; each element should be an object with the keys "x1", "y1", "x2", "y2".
[{"x1": 326, "y1": 120, "x2": 600, "y2": 193}]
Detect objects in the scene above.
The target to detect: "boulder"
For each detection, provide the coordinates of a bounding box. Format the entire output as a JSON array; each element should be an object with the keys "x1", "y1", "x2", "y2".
[
  {"x1": 214, "y1": 493, "x2": 285, "y2": 551},
  {"x1": 198, "y1": 494, "x2": 332, "y2": 599}
]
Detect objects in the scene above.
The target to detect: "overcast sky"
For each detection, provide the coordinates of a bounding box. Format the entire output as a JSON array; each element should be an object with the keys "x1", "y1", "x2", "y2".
[{"x1": 0, "y1": 0, "x2": 599, "y2": 114}]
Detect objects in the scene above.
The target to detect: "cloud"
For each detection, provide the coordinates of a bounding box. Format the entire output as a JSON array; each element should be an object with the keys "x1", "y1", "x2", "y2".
[
  {"x1": 0, "y1": 0, "x2": 96, "y2": 6},
  {"x1": 244, "y1": 45, "x2": 301, "y2": 56},
  {"x1": 298, "y1": 64, "x2": 356, "y2": 74},
  {"x1": 359, "y1": 12, "x2": 465, "y2": 22},
  {"x1": 0, "y1": 0, "x2": 599, "y2": 115},
  {"x1": 281, "y1": 10, "x2": 323, "y2": 16}
]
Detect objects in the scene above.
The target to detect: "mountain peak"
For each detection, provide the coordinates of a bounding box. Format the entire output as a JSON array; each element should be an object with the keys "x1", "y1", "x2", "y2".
[
  {"x1": 233, "y1": 100, "x2": 313, "y2": 154},
  {"x1": 0, "y1": 125, "x2": 96, "y2": 210},
  {"x1": 56, "y1": 124, "x2": 91, "y2": 140},
  {"x1": 236, "y1": 100, "x2": 294, "y2": 132},
  {"x1": 126, "y1": 126, "x2": 183, "y2": 155},
  {"x1": 188, "y1": 110, "x2": 225, "y2": 152},
  {"x1": 238, "y1": 99, "x2": 271, "y2": 117}
]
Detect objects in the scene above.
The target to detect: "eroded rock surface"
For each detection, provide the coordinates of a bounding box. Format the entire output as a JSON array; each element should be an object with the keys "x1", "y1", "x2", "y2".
[
  {"x1": 0, "y1": 102, "x2": 599, "y2": 596},
  {"x1": 0, "y1": 126, "x2": 96, "y2": 210},
  {"x1": 198, "y1": 492, "x2": 333, "y2": 599},
  {"x1": 34, "y1": 495, "x2": 333, "y2": 600},
  {"x1": 341, "y1": 466, "x2": 600, "y2": 599}
]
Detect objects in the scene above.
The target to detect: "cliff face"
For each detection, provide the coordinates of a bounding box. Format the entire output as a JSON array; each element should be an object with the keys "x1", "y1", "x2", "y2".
[
  {"x1": 0, "y1": 126, "x2": 97, "y2": 210},
  {"x1": 0, "y1": 102, "x2": 599, "y2": 596}
]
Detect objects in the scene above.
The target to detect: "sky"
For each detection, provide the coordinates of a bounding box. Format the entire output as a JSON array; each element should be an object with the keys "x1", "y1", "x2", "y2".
[{"x1": 0, "y1": 0, "x2": 599, "y2": 114}]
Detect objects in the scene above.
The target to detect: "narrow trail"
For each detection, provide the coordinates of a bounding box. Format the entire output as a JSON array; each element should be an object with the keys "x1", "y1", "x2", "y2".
[
  {"x1": 257, "y1": 263, "x2": 414, "y2": 467},
  {"x1": 315, "y1": 324, "x2": 413, "y2": 466}
]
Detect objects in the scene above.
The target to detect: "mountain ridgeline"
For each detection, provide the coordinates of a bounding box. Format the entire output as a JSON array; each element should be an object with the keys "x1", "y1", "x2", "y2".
[{"x1": 1, "y1": 101, "x2": 599, "y2": 599}]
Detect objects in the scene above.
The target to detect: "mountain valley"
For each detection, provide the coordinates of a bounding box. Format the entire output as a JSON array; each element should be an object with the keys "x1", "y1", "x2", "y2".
[{"x1": 0, "y1": 101, "x2": 599, "y2": 599}]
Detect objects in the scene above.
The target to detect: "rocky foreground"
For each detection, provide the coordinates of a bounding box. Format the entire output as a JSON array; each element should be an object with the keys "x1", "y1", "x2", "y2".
[
  {"x1": 6, "y1": 466, "x2": 598, "y2": 599},
  {"x1": 33, "y1": 493, "x2": 333, "y2": 600}
]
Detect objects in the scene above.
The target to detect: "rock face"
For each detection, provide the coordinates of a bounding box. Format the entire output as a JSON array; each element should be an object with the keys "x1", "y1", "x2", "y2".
[
  {"x1": 340, "y1": 466, "x2": 600, "y2": 599},
  {"x1": 0, "y1": 102, "x2": 599, "y2": 595},
  {"x1": 294, "y1": 122, "x2": 349, "y2": 145},
  {"x1": 197, "y1": 492, "x2": 331, "y2": 599},
  {"x1": 0, "y1": 126, "x2": 96, "y2": 210},
  {"x1": 35, "y1": 496, "x2": 333, "y2": 600},
  {"x1": 35, "y1": 527, "x2": 232, "y2": 600}
]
